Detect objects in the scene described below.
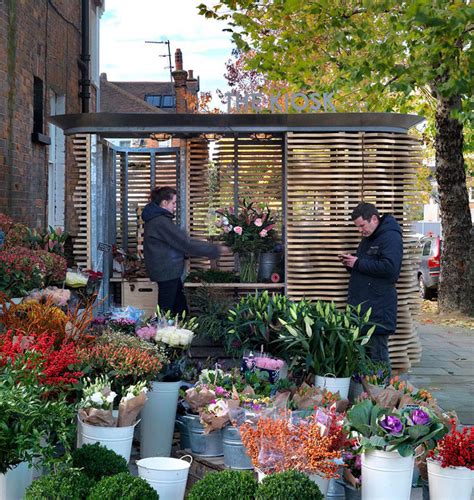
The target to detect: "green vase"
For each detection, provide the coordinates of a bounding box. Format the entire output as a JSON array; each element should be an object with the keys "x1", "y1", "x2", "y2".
[{"x1": 238, "y1": 252, "x2": 259, "y2": 282}]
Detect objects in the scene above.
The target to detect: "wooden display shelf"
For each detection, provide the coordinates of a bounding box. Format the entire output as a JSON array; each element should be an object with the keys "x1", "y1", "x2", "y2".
[{"x1": 184, "y1": 282, "x2": 284, "y2": 289}]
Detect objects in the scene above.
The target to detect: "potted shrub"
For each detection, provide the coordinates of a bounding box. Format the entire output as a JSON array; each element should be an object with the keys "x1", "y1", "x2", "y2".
[
  {"x1": 345, "y1": 399, "x2": 447, "y2": 500},
  {"x1": 257, "y1": 470, "x2": 324, "y2": 500},
  {"x1": 278, "y1": 301, "x2": 374, "y2": 398},
  {"x1": 24, "y1": 468, "x2": 94, "y2": 500},
  {"x1": 71, "y1": 443, "x2": 129, "y2": 482},
  {"x1": 427, "y1": 419, "x2": 474, "y2": 500},
  {"x1": 88, "y1": 472, "x2": 158, "y2": 500},
  {"x1": 188, "y1": 470, "x2": 257, "y2": 500}
]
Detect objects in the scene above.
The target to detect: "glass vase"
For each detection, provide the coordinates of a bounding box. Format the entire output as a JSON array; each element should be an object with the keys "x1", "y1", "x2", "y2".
[{"x1": 238, "y1": 252, "x2": 259, "y2": 282}]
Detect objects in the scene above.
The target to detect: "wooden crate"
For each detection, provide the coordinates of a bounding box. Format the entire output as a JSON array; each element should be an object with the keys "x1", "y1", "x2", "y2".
[{"x1": 121, "y1": 279, "x2": 157, "y2": 316}]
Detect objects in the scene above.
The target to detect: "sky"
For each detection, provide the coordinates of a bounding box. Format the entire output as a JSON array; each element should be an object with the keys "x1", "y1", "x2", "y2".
[{"x1": 100, "y1": 0, "x2": 234, "y2": 99}]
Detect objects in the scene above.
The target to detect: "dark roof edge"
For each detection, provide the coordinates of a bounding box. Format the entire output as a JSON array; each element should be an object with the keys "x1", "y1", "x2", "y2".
[{"x1": 49, "y1": 112, "x2": 424, "y2": 137}]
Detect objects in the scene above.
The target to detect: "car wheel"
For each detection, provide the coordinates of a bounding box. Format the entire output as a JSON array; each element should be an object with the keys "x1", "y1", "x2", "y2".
[{"x1": 419, "y1": 275, "x2": 433, "y2": 300}]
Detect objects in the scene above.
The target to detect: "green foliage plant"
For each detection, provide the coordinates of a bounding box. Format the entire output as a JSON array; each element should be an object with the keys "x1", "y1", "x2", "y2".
[
  {"x1": 24, "y1": 468, "x2": 94, "y2": 500},
  {"x1": 277, "y1": 301, "x2": 375, "y2": 378},
  {"x1": 87, "y1": 472, "x2": 159, "y2": 500},
  {"x1": 226, "y1": 291, "x2": 291, "y2": 357},
  {"x1": 186, "y1": 268, "x2": 240, "y2": 283},
  {"x1": 345, "y1": 399, "x2": 448, "y2": 457},
  {"x1": 187, "y1": 470, "x2": 257, "y2": 500},
  {"x1": 256, "y1": 470, "x2": 323, "y2": 500},
  {"x1": 71, "y1": 443, "x2": 129, "y2": 482},
  {"x1": 0, "y1": 356, "x2": 76, "y2": 474}
]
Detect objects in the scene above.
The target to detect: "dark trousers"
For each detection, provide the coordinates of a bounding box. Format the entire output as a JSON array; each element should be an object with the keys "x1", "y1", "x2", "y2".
[
  {"x1": 157, "y1": 278, "x2": 188, "y2": 316},
  {"x1": 368, "y1": 333, "x2": 391, "y2": 365}
]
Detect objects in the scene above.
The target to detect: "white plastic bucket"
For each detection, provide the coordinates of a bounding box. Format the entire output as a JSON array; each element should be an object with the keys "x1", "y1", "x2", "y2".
[
  {"x1": 427, "y1": 458, "x2": 473, "y2": 500},
  {"x1": 362, "y1": 450, "x2": 414, "y2": 500},
  {"x1": 0, "y1": 462, "x2": 33, "y2": 500},
  {"x1": 78, "y1": 417, "x2": 137, "y2": 462},
  {"x1": 140, "y1": 381, "x2": 181, "y2": 458},
  {"x1": 315, "y1": 375, "x2": 351, "y2": 399},
  {"x1": 308, "y1": 472, "x2": 331, "y2": 496},
  {"x1": 137, "y1": 455, "x2": 192, "y2": 500}
]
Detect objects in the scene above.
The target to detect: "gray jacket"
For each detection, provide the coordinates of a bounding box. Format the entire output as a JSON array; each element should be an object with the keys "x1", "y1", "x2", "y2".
[{"x1": 142, "y1": 203, "x2": 219, "y2": 282}]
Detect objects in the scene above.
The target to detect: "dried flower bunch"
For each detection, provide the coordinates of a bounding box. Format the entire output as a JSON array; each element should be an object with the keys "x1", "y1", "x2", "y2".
[{"x1": 240, "y1": 410, "x2": 343, "y2": 477}]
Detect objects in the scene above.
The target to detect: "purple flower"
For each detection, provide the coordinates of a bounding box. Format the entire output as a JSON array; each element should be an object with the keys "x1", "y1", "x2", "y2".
[
  {"x1": 379, "y1": 415, "x2": 403, "y2": 434},
  {"x1": 410, "y1": 409, "x2": 431, "y2": 426}
]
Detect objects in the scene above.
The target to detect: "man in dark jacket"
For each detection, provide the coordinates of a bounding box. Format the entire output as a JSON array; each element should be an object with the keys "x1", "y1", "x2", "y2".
[
  {"x1": 142, "y1": 186, "x2": 227, "y2": 315},
  {"x1": 338, "y1": 202, "x2": 403, "y2": 365}
]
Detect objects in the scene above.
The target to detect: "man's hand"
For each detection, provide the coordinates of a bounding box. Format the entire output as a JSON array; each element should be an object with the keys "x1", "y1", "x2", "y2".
[
  {"x1": 219, "y1": 245, "x2": 232, "y2": 256},
  {"x1": 338, "y1": 253, "x2": 358, "y2": 268}
]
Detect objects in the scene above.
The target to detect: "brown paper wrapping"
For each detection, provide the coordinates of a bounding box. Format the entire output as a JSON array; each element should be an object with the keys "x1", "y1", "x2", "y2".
[
  {"x1": 292, "y1": 383, "x2": 324, "y2": 410},
  {"x1": 200, "y1": 398, "x2": 240, "y2": 434},
  {"x1": 79, "y1": 408, "x2": 116, "y2": 427},
  {"x1": 117, "y1": 391, "x2": 147, "y2": 427},
  {"x1": 185, "y1": 387, "x2": 216, "y2": 412}
]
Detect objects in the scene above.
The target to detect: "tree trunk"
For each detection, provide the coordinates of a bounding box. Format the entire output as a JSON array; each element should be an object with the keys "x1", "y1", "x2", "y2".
[{"x1": 434, "y1": 92, "x2": 473, "y2": 315}]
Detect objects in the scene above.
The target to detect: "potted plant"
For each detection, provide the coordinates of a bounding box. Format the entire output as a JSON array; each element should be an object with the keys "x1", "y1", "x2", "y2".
[
  {"x1": 345, "y1": 399, "x2": 447, "y2": 500},
  {"x1": 278, "y1": 301, "x2": 374, "y2": 398},
  {"x1": 88, "y1": 472, "x2": 158, "y2": 500},
  {"x1": 427, "y1": 419, "x2": 474, "y2": 500},
  {"x1": 257, "y1": 470, "x2": 324, "y2": 500},
  {"x1": 350, "y1": 359, "x2": 391, "y2": 402},
  {"x1": 24, "y1": 468, "x2": 94, "y2": 500},
  {"x1": 0, "y1": 357, "x2": 76, "y2": 498},
  {"x1": 188, "y1": 470, "x2": 257, "y2": 500},
  {"x1": 71, "y1": 443, "x2": 129, "y2": 482},
  {"x1": 215, "y1": 200, "x2": 278, "y2": 282},
  {"x1": 0, "y1": 246, "x2": 46, "y2": 298}
]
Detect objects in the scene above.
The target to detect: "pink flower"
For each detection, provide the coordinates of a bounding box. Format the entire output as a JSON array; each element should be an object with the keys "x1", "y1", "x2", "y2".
[
  {"x1": 228, "y1": 206, "x2": 235, "y2": 214},
  {"x1": 271, "y1": 272, "x2": 280, "y2": 283},
  {"x1": 264, "y1": 224, "x2": 275, "y2": 232},
  {"x1": 136, "y1": 326, "x2": 156, "y2": 341},
  {"x1": 259, "y1": 229, "x2": 268, "y2": 237},
  {"x1": 234, "y1": 226, "x2": 243, "y2": 235},
  {"x1": 254, "y1": 218, "x2": 263, "y2": 227},
  {"x1": 223, "y1": 225, "x2": 231, "y2": 233}
]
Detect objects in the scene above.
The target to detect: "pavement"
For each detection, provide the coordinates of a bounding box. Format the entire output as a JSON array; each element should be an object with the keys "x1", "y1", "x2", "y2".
[{"x1": 408, "y1": 321, "x2": 474, "y2": 425}]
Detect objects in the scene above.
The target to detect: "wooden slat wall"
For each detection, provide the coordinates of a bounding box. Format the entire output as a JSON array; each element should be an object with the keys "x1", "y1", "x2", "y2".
[
  {"x1": 286, "y1": 131, "x2": 421, "y2": 369},
  {"x1": 116, "y1": 151, "x2": 178, "y2": 254},
  {"x1": 71, "y1": 134, "x2": 91, "y2": 269}
]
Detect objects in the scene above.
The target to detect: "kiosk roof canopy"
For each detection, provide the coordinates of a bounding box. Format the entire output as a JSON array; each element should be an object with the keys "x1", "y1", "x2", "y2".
[{"x1": 49, "y1": 112, "x2": 423, "y2": 138}]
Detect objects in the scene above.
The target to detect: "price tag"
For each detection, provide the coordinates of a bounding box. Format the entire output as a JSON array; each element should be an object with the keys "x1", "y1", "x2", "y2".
[{"x1": 97, "y1": 242, "x2": 112, "y2": 253}]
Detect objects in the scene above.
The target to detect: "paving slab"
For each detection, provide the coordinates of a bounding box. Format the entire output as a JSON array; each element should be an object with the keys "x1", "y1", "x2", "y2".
[{"x1": 409, "y1": 322, "x2": 474, "y2": 425}]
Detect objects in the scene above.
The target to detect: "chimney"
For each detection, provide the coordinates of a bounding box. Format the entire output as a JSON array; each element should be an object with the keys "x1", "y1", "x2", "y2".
[
  {"x1": 172, "y1": 48, "x2": 188, "y2": 113},
  {"x1": 187, "y1": 69, "x2": 195, "y2": 80}
]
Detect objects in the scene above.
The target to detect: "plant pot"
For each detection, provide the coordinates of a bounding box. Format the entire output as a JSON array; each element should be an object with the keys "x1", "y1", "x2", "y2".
[
  {"x1": 258, "y1": 252, "x2": 282, "y2": 281},
  {"x1": 137, "y1": 455, "x2": 192, "y2": 500},
  {"x1": 348, "y1": 380, "x2": 365, "y2": 402},
  {"x1": 140, "y1": 380, "x2": 181, "y2": 458},
  {"x1": 222, "y1": 426, "x2": 253, "y2": 469},
  {"x1": 78, "y1": 416, "x2": 137, "y2": 463},
  {"x1": 0, "y1": 461, "x2": 33, "y2": 500},
  {"x1": 175, "y1": 415, "x2": 191, "y2": 450},
  {"x1": 314, "y1": 375, "x2": 351, "y2": 399},
  {"x1": 427, "y1": 458, "x2": 473, "y2": 500},
  {"x1": 307, "y1": 473, "x2": 330, "y2": 496},
  {"x1": 336, "y1": 480, "x2": 362, "y2": 500},
  {"x1": 238, "y1": 252, "x2": 259, "y2": 282},
  {"x1": 361, "y1": 450, "x2": 414, "y2": 500},
  {"x1": 186, "y1": 413, "x2": 223, "y2": 457}
]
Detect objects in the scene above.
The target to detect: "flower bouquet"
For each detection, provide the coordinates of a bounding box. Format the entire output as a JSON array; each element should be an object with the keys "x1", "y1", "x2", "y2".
[
  {"x1": 78, "y1": 376, "x2": 117, "y2": 427},
  {"x1": 241, "y1": 351, "x2": 287, "y2": 384},
  {"x1": 216, "y1": 200, "x2": 278, "y2": 282}
]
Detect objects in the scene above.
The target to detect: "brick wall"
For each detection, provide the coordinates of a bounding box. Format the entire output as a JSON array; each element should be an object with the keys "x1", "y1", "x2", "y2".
[{"x1": 0, "y1": 0, "x2": 96, "y2": 232}]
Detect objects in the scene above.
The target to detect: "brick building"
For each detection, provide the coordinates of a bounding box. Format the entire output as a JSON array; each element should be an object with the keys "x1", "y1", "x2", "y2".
[{"x1": 0, "y1": 0, "x2": 104, "y2": 230}]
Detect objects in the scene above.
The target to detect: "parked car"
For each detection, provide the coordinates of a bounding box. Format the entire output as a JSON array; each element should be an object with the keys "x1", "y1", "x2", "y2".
[{"x1": 417, "y1": 235, "x2": 442, "y2": 299}]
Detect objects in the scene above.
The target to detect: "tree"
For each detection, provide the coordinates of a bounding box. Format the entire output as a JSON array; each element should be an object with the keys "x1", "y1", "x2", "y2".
[{"x1": 199, "y1": 0, "x2": 473, "y2": 314}]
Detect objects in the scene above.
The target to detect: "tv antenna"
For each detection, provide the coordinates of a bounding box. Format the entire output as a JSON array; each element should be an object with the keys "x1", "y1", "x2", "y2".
[{"x1": 145, "y1": 40, "x2": 173, "y2": 82}]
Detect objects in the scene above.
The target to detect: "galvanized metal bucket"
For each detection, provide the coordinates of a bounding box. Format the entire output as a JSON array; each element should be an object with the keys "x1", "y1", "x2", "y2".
[
  {"x1": 176, "y1": 415, "x2": 191, "y2": 450},
  {"x1": 258, "y1": 252, "x2": 282, "y2": 281},
  {"x1": 222, "y1": 426, "x2": 253, "y2": 469},
  {"x1": 187, "y1": 414, "x2": 223, "y2": 457}
]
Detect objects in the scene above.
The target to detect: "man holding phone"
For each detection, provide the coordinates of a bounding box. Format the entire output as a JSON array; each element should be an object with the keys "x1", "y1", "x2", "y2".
[{"x1": 339, "y1": 202, "x2": 403, "y2": 366}]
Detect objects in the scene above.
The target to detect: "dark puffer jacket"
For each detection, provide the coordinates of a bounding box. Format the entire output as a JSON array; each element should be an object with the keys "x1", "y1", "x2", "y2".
[
  {"x1": 142, "y1": 203, "x2": 219, "y2": 282},
  {"x1": 347, "y1": 214, "x2": 403, "y2": 334}
]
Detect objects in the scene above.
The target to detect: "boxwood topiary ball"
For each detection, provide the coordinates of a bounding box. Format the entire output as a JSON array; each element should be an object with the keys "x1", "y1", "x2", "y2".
[
  {"x1": 24, "y1": 468, "x2": 94, "y2": 500},
  {"x1": 87, "y1": 472, "x2": 158, "y2": 500},
  {"x1": 256, "y1": 470, "x2": 324, "y2": 500},
  {"x1": 71, "y1": 443, "x2": 129, "y2": 482},
  {"x1": 187, "y1": 470, "x2": 257, "y2": 500}
]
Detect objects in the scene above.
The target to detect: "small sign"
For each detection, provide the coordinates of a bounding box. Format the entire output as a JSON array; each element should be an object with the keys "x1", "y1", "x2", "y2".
[
  {"x1": 0, "y1": 230, "x2": 4, "y2": 250},
  {"x1": 97, "y1": 242, "x2": 112, "y2": 253}
]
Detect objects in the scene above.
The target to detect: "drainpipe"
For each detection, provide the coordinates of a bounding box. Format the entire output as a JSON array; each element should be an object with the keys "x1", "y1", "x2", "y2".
[{"x1": 79, "y1": 0, "x2": 91, "y2": 112}]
